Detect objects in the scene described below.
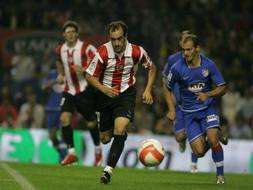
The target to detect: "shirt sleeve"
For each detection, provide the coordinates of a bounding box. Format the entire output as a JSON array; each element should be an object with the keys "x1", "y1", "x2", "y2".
[
  {"x1": 86, "y1": 52, "x2": 104, "y2": 77},
  {"x1": 209, "y1": 62, "x2": 225, "y2": 86},
  {"x1": 162, "y1": 57, "x2": 173, "y2": 78},
  {"x1": 167, "y1": 66, "x2": 180, "y2": 91},
  {"x1": 86, "y1": 44, "x2": 97, "y2": 62},
  {"x1": 56, "y1": 45, "x2": 62, "y2": 63},
  {"x1": 139, "y1": 47, "x2": 153, "y2": 69}
]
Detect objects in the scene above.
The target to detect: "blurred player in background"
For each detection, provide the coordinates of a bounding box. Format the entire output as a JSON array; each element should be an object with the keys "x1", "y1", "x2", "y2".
[
  {"x1": 86, "y1": 21, "x2": 156, "y2": 184},
  {"x1": 42, "y1": 69, "x2": 67, "y2": 162},
  {"x1": 162, "y1": 31, "x2": 199, "y2": 173},
  {"x1": 56, "y1": 20, "x2": 102, "y2": 166},
  {"x1": 166, "y1": 34, "x2": 226, "y2": 184}
]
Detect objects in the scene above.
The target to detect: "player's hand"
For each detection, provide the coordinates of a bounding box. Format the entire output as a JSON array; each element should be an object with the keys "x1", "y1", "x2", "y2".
[
  {"x1": 103, "y1": 86, "x2": 119, "y2": 98},
  {"x1": 166, "y1": 110, "x2": 176, "y2": 127},
  {"x1": 56, "y1": 74, "x2": 64, "y2": 84},
  {"x1": 142, "y1": 90, "x2": 153, "y2": 105},
  {"x1": 196, "y1": 92, "x2": 209, "y2": 102},
  {"x1": 73, "y1": 65, "x2": 84, "y2": 75}
]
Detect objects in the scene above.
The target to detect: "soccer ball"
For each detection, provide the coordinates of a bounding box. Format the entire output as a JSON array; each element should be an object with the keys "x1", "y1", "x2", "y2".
[{"x1": 137, "y1": 138, "x2": 165, "y2": 167}]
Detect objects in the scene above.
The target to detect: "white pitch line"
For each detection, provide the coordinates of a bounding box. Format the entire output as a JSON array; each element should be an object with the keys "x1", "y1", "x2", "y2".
[{"x1": 0, "y1": 163, "x2": 36, "y2": 190}]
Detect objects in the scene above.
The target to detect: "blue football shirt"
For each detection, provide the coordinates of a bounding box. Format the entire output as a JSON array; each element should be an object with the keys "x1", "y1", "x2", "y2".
[
  {"x1": 45, "y1": 70, "x2": 62, "y2": 111},
  {"x1": 167, "y1": 55, "x2": 225, "y2": 112},
  {"x1": 162, "y1": 52, "x2": 182, "y2": 104}
]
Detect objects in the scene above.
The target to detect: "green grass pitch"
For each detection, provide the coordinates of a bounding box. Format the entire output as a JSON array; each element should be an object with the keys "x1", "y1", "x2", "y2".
[{"x1": 0, "y1": 162, "x2": 252, "y2": 190}]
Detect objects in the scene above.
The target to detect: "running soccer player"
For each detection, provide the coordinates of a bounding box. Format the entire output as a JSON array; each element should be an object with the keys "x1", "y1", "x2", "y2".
[
  {"x1": 166, "y1": 34, "x2": 226, "y2": 184},
  {"x1": 85, "y1": 20, "x2": 156, "y2": 184},
  {"x1": 42, "y1": 69, "x2": 67, "y2": 162},
  {"x1": 56, "y1": 20, "x2": 102, "y2": 166}
]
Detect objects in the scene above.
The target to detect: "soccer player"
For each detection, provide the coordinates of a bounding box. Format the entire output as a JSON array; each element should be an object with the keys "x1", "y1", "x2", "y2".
[
  {"x1": 166, "y1": 34, "x2": 226, "y2": 184},
  {"x1": 162, "y1": 31, "x2": 199, "y2": 173},
  {"x1": 42, "y1": 69, "x2": 67, "y2": 162},
  {"x1": 85, "y1": 21, "x2": 156, "y2": 184},
  {"x1": 163, "y1": 31, "x2": 228, "y2": 173},
  {"x1": 56, "y1": 20, "x2": 102, "y2": 167}
]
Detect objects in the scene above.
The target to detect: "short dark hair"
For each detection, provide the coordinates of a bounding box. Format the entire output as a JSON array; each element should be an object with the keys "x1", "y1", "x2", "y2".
[
  {"x1": 107, "y1": 20, "x2": 128, "y2": 37},
  {"x1": 62, "y1": 20, "x2": 79, "y2": 32},
  {"x1": 182, "y1": 34, "x2": 199, "y2": 47}
]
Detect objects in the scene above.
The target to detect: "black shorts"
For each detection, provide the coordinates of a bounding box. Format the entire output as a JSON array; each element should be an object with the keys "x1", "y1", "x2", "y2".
[
  {"x1": 61, "y1": 86, "x2": 97, "y2": 121},
  {"x1": 97, "y1": 86, "x2": 136, "y2": 132}
]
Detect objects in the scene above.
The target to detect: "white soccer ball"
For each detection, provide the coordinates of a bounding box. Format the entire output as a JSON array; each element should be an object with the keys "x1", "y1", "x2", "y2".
[{"x1": 138, "y1": 138, "x2": 165, "y2": 167}]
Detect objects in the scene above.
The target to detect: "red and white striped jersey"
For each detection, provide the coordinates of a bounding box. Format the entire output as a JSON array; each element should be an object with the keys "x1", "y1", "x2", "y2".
[
  {"x1": 57, "y1": 39, "x2": 96, "y2": 95},
  {"x1": 86, "y1": 41, "x2": 153, "y2": 93}
]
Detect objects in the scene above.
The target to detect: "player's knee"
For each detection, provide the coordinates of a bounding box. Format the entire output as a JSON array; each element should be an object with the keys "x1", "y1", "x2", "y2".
[
  {"x1": 193, "y1": 150, "x2": 205, "y2": 158},
  {"x1": 114, "y1": 125, "x2": 127, "y2": 136},
  {"x1": 209, "y1": 141, "x2": 219, "y2": 149},
  {"x1": 86, "y1": 120, "x2": 96, "y2": 129},
  {"x1": 196, "y1": 152, "x2": 205, "y2": 158},
  {"x1": 101, "y1": 137, "x2": 111, "y2": 144},
  {"x1": 175, "y1": 135, "x2": 186, "y2": 143},
  {"x1": 61, "y1": 118, "x2": 69, "y2": 126},
  {"x1": 60, "y1": 114, "x2": 71, "y2": 126},
  {"x1": 192, "y1": 146, "x2": 206, "y2": 157}
]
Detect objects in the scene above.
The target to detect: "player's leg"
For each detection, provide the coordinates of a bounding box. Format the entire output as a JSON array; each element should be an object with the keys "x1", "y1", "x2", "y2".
[
  {"x1": 47, "y1": 111, "x2": 60, "y2": 149},
  {"x1": 175, "y1": 108, "x2": 199, "y2": 172},
  {"x1": 190, "y1": 152, "x2": 198, "y2": 173},
  {"x1": 206, "y1": 128, "x2": 224, "y2": 184},
  {"x1": 101, "y1": 117, "x2": 129, "y2": 184},
  {"x1": 60, "y1": 94, "x2": 79, "y2": 165},
  {"x1": 185, "y1": 111, "x2": 207, "y2": 156},
  {"x1": 175, "y1": 127, "x2": 200, "y2": 173},
  {"x1": 174, "y1": 107, "x2": 187, "y2": 153},
  {"x1": 175, "y1": 132, "x2": 187, "y2": 153},
  {"x1": 86, "y1": 120, "x2": 102, "y2": 167},
  {"x1": 218, "y1": 129, "x2": 228, "y2": 145},
  {"x1": 60, "y1": 111, "x2": 79, "y2": 165},
  {"x1": 100, "y1": 128, "x2": 114, "y2": 144},
  {"x1": 218, "y1": 117, "x2": 229, "y2": 145},
  {"x1": 185, "y1": 112, "x2": 209, "y2": 175},
  {"x1": 97, "y1": 108, "x2": 114, "y2": 183},
  {"x1": 47, "y1": 111, "x2": 67, "y2": 162},
  {"x1": 101, "y1": 87, "x2": 135, "y2": 184},
  {"x1": 77, "y1": 88, "x2": 103, "y2": 167},
  {"x1": 189, "y1": 135, "x2": 206, "y2": 157},
  {"x1": 203, "y1": 106, "x2": 224, "y2": 184}
]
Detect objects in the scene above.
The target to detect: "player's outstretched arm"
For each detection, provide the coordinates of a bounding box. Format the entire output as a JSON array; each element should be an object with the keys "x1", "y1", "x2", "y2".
[
  {"x1": 143, "y1": 64, "x2": 156, "y2": 105},
  {"x1": 162, "y1": 77, "x2": 176, "y2": 109}
]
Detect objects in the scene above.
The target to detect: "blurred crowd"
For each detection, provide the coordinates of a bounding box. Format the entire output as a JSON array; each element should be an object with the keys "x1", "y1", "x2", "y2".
[{"x1": 0, "y1": 0, "x2": 253, "y2": 139}]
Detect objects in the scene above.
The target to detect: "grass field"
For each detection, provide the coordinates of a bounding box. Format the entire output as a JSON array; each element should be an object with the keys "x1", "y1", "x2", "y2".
[{"x1": 0, "y1": 162, "x2": 252, "y2": 190}]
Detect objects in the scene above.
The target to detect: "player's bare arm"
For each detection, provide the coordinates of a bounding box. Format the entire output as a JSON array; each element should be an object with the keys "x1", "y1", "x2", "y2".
[
  {"x1": 196, "y1": 84, "x2": 226, "y2": 102},
  {"x1": 142, "y1": 63, "x2": 156, "y2": 105},
  {"x1": 165, "y1": 87, "x2": 177, "y2": 126},
  {"x1": 162, "y1": 77, "x2": 177, "y2": 127},
  {"x1": 162, "y1": 77, "x2": 176, "y2": 109},
  {"x1": 86, "y1": 73, "x2": 119, "y2": 98},
  {"x1": 56, "y1": 60, "x2": 65, "y2": 84}
]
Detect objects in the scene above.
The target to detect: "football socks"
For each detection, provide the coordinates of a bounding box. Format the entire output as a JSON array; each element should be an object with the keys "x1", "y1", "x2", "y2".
[
  {"x1": 107, "y1": 135, "x2": 126, "y2": 168},
  {"x1": 62, "y1": 125, "x2": 74, "y2": 148},
  {"x1": 212, "y1": 143, "x2": 224, "y2": 176}
]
